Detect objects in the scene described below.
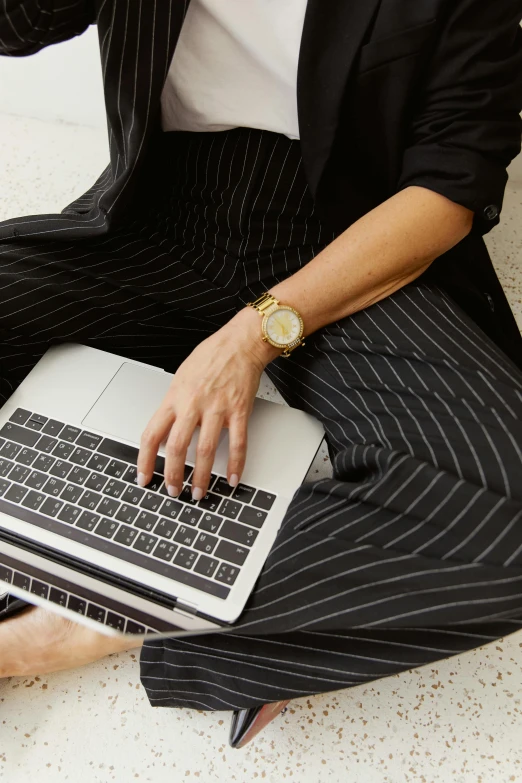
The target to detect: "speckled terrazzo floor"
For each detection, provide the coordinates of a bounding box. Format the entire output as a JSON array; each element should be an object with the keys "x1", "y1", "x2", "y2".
[{"x1": 1, "y1": 113, "x2": 522, "y2": 783}]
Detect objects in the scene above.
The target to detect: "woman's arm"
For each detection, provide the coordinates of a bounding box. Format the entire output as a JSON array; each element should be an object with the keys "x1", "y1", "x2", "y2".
[
  {"x1": 237, "y1": 185, "x2": 474, "y2": 361},
  {"x1": 0, "y1": 0, "x2": 95, "y2": 57},
  {"x1": 137, "y1": 185, "x2": 473, "y2": 498}
]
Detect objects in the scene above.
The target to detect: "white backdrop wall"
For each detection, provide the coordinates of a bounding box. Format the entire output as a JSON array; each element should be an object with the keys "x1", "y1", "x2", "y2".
[{"x1": 0, "y1": 26, "x2": 521, "y2": 181}]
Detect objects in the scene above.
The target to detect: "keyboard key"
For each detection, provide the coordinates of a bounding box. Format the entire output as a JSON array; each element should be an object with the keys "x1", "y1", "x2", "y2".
[
  {"x1": 67, "y1": 595, "x2": 87, "y2": 615},
  {"x1": 21, "y1": 490, "x2": 45, "y2": 511},
  {"x1": 28, "y1": 413, "x2": 47, "y2": 426},
  {"x1": 104, "y1": 459, "x2": 127, "y2": 479},
  {"x1": 154, "y1": 517, "x2": 178, "y2": 539},
  {"x1": 218, "y1": 498, "x2": 242, "y2": 520},
  {"x1": 30, "y1": 580, "x2": 49, "y2": 599},
  {"x1": 76, "y1": 432, "x2": 102, "y2": 450},
  {"x1": 15, "y1": 447, "x2": 38, "y2": 466},
  {"x1": 158, "y1": 498, "x2": 183, "y2": 520},
  {"x1": 0, "y1": 438, "x2": 4, "y2": 450},
  {"x1": 173, "y1": 525, "x2": 198, "y2": 547},
  {"x1": 34, "y1": 435, "x2": 58, "y2": 454},
  {"x1": 0, "y1": 478, "x2": 10, "y2": 497},
  {"x1": 25, "y1": 469, "x2": 49, "y2": 490},
  {"x1": 42, "y1": 419, "x2": 65, "y2": 437},
  {"x1": 49, "y1": 459, "x2": 73, "y2": 479},
  {"x1": 78, "y1": 490, "x2": 102, "y2": 511},
  {"x1": 95, "y1": 518, "x2": 119, "y2": 539},
  {"x1": 70, "y1": 447, "x2": 93, "y2": 466},
  {"x1": 84, "y1": 472, "x2": 108, "y2": 492},
  {"x1": 197, "y1": 492, "x2": 221, "y2": 513},
  {"x1": 68, "y1": 466, "x2": 91, "y2": 486},
  {"x1": 140, "y1": 491, "x2": 163, "y2": 513},
  {"x1": 87, "y1": 453, "x2": 110, "y2": 472},
  {"x1": 40, "y1": 497, "x2": 64, "y2": 517},
  {"x1": 153, "y1": 540, "x2": 178, "y2": 562},
  {"x1": 61, "y1": 484, "x2": 84, "y2": 504},
  {"x1": 220, "y1": 519, "x2": 258, "y2": 548},
  {"x1": 126, "y1": 620, "x2": 146, "y2": 635},
  {"x1": 42, "y1": 477, "x2": 66, "y2": 496},
  {"x1": 121, "y1": 484, "x2": 144, "y2": 505},
  {"x1": 0, "y1": 458, "x2": 13, "y2": 477},
  {"x1": 212, "y1": 478, "x2": 234, "y2": 497},
  {"x1": 33, "y1": 453, "x2": 55, "y2": 473},
  {"x1": 98, "y1": 497, "x2": 120, "y2": 517},
  {"x1": 57, "y1": 504, "x2": 82, "y2": 524},
  {"x1": 97, "y1": 437, "x2": 139, "y2": 464},
  {"x1": 122, "y1": 465, "x2": 138, "y2": 484},
  {"x1": 4, "y1": 484, "x2": 28, "y2": 504},
  {"x1": 26, "y1": 418, "x2": 45, "y2": 431},
  {"x1": 215, "y1": 540, "x2": 249, "y2": 566},
  {"x1": 53, "y1": 441, "x2": 75, "y2": 460},
  {"x1": 134, "y1": 532, "x2": 158, "y2": 554},
  {"x1": 0, "y1": 440, "x2": 22, "y2": 460},
  {"x1": 215, "y1": 562, "x2": 240, "y2": 586},
  {"x1": 87, "y1": 603, "x2": 106, "y2": 623},
  {"x1": 49, "y1": 587, "x2": 68, "y2": 606},
  {"x1": 9, "y1": 408, "x2": 31, "y2": 425},
  {"x1": 238, "y1": 505, "x2": 268, "y2": 528},
  {"x1": 103, "y1": 479, "x2": 125, "y2": 498},
  {"x1": 114, "y1": 524, "x2": 139, "y2": 547},
  {"x1": 198, "y1": 512, "x2": 222, "y2": 534},
  {"x1": 13, "y1": 572, "x2": 30, "y2": 591},
  {"x1": 115, "y1": 504, "x2": 139, "y2": 524},
  {"x1": 178, "y1": 506, "x2": 203, "y2": 526},
  {"x1": 173, "y1": 547, "x2": 197, "y2": 570},
  {"x1": 0, "y1": 565, "x2": 13, "y2": 584},
  {"x1": 146, "y1": 473, "x2": 163, "y2": 493},
  {"x1": 106, "y1": 612, "x2": 126, "y2": 632},
  {"x1": 193, "y1": 555, "x2": 219, "y2": 579},
  {"x1": 193, "y1": 533, "x2": 218, "y2": 554},
  {"x1": 76, "y1": 511, "x2": 100, "y2": 531},
  {"x1": 232, "y1": 483, "x2": 256, "y2": 503},
  {"x1": 252, "y1": 490, "x2": 276, "y2": 511},
  {"x1": 134, "y1": 510, "x2": 158, "y2": 532},
  {"x1": 179, "y1": 485, "x2": 198, "y2": 505},
  {"x1": 60, "y1": 426, "x2": 81, "y2": 443},
  {"x1": 8, "y1": 464, "x2": 31, "y2": 484}
]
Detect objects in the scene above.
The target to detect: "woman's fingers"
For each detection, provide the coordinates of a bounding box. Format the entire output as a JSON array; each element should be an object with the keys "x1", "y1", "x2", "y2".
[
  {"x1": 190, "y1": 412, "x2": 225, "y2": 500},
  {"x1": 137, "y1": 406, "x2": 175, "y2": 487},
  {"x1": 163, "y1": 410, "x2": 200, "y2": 497},
  {"x1": 227, "y1": 413, "x2": 249, "y2": 489}
]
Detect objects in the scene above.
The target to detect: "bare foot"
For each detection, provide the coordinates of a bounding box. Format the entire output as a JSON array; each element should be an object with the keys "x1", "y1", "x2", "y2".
[{"x1": 0, "y1": 605, "x2": 143, "y2": 677}]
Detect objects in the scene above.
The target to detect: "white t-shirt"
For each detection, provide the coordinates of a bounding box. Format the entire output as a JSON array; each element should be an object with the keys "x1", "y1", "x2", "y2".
[{"x1": 160, "y1": 0, "x2": 308, "y2": 140}]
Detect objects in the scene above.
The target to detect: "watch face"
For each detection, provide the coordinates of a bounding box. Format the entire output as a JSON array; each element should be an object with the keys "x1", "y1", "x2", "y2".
[{"x1": 264, "y1": 307, "x2": 302, "y2": 346}]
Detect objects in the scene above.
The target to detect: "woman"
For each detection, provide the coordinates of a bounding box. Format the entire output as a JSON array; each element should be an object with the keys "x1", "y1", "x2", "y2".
[{"x1": 2, "y1": 0, "x2": 522, "y2": 724}]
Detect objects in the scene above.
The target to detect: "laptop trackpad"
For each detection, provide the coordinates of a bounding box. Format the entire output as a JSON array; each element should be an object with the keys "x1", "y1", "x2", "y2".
[{"x1": 81, "y1": 362, "x2": 226, "y2": 460}]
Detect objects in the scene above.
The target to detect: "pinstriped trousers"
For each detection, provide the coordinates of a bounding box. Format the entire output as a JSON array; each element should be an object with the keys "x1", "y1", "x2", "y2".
[{"x1": 2, "y1": 129, "x2": 522, "y2": 711}]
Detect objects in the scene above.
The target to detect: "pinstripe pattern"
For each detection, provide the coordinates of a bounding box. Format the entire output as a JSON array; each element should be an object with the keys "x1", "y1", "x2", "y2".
[{"x1": 2, "y1": 129, "x2": 522, "y2": 711}]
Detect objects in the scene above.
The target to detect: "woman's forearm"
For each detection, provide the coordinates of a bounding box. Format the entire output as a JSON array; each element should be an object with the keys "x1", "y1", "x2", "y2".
[{"x1": 233, "y1": 186, "x2": 474, "y2": 364}]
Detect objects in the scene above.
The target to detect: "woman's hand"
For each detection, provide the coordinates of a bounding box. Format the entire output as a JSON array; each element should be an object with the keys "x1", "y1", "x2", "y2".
[{"x1": 137, "y1": 307, "x2": 281, "y2": 499}]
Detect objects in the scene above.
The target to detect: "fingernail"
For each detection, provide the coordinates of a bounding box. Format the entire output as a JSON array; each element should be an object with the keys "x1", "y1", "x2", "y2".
[
  {"x1": 137, "y1": 472, "x2": 147, "y2": 488},
  {"x1": 168, "y1": 485, "x2": 180, "y2": 497},
  {"x1": 192, "y1": 486, "x2": 203, "y2": 501},
  {"x1": 229, "y1": 474, "x2": 239, "y2": 488}
]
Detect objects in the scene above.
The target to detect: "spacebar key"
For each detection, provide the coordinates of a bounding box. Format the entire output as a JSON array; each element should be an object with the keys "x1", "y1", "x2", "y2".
[
  {"x1": 97, "y1": 438, "x2": 139, "y2": 464},
  {"x1": 0, "y1": 422, "x2": 40, "y2": 447}
]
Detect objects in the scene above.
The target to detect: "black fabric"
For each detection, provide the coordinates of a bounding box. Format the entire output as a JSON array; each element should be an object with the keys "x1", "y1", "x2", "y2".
[
  {"x1": 1, "y1": 130, "x2": 522, "y2": 712},
  {"x1": 0, "y1": 1, "x2": 522, "y2": 367}
]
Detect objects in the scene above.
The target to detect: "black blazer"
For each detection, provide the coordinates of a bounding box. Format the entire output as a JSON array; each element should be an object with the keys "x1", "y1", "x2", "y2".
[{"x1": 1, "y1": 0, "x2": 522, "y2": 365}]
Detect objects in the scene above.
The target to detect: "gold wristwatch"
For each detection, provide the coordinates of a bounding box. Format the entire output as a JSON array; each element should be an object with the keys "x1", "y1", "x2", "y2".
[{"x1": 247, "y1": 292, "x2": 305, "y2": 357}]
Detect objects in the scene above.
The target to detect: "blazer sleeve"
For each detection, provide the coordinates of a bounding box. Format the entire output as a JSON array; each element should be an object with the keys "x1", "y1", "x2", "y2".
[
  {"x1": 397, "y1": 0, "x2": 522, "y2": 235},
  {"x1": 0, "y1": 0, "x2": 95, "y2": 57}
]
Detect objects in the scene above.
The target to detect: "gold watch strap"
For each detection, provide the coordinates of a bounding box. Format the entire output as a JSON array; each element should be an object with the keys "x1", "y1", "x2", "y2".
[{"x1": 247, "y1": 292, "x2": 279, "y2": 314}]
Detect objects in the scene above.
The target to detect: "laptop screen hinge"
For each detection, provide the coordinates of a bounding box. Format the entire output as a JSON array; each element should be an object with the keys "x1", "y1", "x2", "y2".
[{"x1": 175, "y1": 599, "x2": 199, "y2": 617}]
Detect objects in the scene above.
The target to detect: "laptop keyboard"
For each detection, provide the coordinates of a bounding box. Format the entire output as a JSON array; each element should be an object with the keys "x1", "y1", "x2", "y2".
[{"x1": 0, "y1": 409, "x2": 277, "y2": 602}]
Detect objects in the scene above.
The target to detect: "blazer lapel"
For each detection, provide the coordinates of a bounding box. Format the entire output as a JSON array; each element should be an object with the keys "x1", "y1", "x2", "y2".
[{"x1": 298, "y1": 0, "x2": 382, "y2": 196}]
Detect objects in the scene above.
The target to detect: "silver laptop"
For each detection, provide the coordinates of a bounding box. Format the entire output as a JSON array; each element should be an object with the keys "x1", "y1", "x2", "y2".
[{"x1": 0, "y1": 344, "x2": 324, "y2": 640}]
